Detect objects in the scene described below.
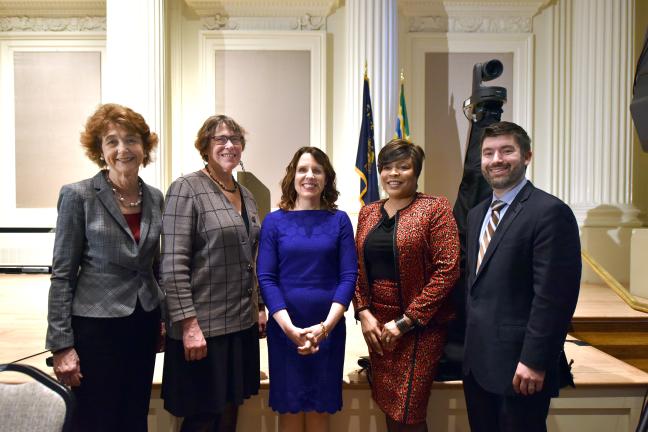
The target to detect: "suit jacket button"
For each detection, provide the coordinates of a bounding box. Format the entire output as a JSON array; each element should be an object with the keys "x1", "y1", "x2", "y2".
[{"x1": 247, "y1": 264, "x2": 253, "y2": 272}]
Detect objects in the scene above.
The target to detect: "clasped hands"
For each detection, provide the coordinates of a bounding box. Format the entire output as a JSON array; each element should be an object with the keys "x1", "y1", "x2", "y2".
[
  {"x1": 358, "y1": 310, "x2": 404, "y2": 356},
  {"x1": 285, "y1": 323, "x2": 327, "y2": 356}
]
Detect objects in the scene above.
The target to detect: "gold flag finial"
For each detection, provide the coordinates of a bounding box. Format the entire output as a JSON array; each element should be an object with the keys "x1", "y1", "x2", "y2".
[
  {"x1": 364, "y1": 60, "x2": 368, "y2": 79},
  {"x1": 400, "y1": 68, "x2": 405, "y2": 82}
]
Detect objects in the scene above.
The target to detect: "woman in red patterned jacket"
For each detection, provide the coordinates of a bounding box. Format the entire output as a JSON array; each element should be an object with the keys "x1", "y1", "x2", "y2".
[{"x1": 353, "y1": 139, "x2": 460, "y2": 432}]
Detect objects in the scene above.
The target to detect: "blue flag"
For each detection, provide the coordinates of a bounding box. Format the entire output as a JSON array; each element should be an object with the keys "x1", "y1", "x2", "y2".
[{"x1": 355, "y1": 75, "x2": 379, "y2": 206}]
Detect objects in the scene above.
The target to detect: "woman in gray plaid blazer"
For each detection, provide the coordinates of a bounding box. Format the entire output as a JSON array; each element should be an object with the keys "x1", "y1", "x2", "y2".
[
  {"x1": 160, "y1": 115, "x2": 265, "y2": 432},
  {"x1": 45, "y1": 104, "x2": 165, "y2": 432}
]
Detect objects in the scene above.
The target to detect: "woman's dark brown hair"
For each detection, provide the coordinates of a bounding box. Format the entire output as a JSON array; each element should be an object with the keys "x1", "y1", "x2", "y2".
[
  {"x1": 195, "y1": 115, "x2": 247, "y2": 162},
  {"x1": 278, "y1": 147, "x2": 339, "y2": 211},
  {"x1": 378, "y1": 138, "x2": 425, "y2": 178},
  {"x1": 80, "y1": 103, "x2": 158, "y2": 168}
]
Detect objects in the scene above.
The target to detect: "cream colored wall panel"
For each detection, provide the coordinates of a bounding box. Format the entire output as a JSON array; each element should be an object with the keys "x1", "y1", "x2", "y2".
[
  {"x1": 0, "y1": 34, "x2": 105, "y2": 227},
  {"x1": 13, "y1": 51, "x2": 100, "y2": 208},
  {"x1": 580, "y1": 227, "x2": 633, "y2": 285},
  {"x1": 214, "y1": 49, "x2": 310, "y2": 206},
  {"x1": 629, "y1": 228, "x2": 648, "y2": 297},
  {"x1": 169, "y1": 29, "x2": 326, "y2": 201},
  {"x1": 200, "y1": 31, "x2": 325, "y2": 152}
]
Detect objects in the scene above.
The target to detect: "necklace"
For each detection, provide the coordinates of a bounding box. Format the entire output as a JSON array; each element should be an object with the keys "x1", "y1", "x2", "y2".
[
  {"x1": 206, "y1": 165, "x2": 238, "y2": 193},
  {"x1": 105, "y1": 173, "x2": 143, "y2": 207}
]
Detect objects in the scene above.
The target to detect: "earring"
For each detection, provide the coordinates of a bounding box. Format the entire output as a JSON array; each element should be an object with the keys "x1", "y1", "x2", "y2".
[
  {"x1": 239, "y1": 160, "x2": 246, "y2": 172},
  {"x1": 100, "y1": 155, "x2": 104, "y2": 161}
]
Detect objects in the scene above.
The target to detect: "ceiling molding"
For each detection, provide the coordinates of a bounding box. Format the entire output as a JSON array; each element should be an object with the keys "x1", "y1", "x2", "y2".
[
  {"x1": 201, "y1": 13, "x2": 326, "y2": 31},
  {"x1": 408, "y1": 15, "x2": 532, "y2": 33},
  {"x1": 398, "y1": 0, "x2": 549, "y2": 18},
  {"x1": 184, "y1": 0, "x2": 340, "y2": 18},
  {"x1": 0, "y1": 15, "x2": 105, "y2": 30},
  {"x1": 0, "y1": 0, "x2": 105, "y2": 17}
]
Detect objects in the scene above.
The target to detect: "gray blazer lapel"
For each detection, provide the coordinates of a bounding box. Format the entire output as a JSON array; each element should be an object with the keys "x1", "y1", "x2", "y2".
[
  {"x1": 93, "y1": 172, "x2": 134, "y2": 241},
  {"x1": 139, "y1": 181, "x2": 153, "y2": 246}
]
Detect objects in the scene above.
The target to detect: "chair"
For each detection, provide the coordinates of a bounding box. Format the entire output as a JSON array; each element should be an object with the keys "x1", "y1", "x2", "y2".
[{"x1": 0, "y1": 363, "x2": 74, "y2": 432}]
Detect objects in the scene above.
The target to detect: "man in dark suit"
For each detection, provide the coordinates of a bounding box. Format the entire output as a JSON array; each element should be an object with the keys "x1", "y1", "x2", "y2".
[{"x1": 462, "y1": 121, "x2": 581, "y2": 432}]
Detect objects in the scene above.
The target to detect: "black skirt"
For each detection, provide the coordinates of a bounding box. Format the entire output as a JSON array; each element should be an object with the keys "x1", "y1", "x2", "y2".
[{"x1": 161, "y1": 324, "x2": 260, "y2": 417}]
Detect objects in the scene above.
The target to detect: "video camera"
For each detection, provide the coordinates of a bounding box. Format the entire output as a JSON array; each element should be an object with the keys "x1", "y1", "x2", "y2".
[{"x1": 462, "y1": 59, "x2": 507, "y2": 122}]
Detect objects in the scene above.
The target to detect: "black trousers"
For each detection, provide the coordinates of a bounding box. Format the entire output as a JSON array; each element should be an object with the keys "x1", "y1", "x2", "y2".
[
  {"x1": 463, "y1": 372, "x2": 552, "y2": 432},
  {"x1": 71, "y1": 301, "x2": 160, "y2": 432}
]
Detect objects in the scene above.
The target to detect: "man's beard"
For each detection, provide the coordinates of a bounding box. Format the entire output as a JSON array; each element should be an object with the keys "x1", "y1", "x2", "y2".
[{"x1": 482, "y1": 162, "x2": 526, "y2": 191}]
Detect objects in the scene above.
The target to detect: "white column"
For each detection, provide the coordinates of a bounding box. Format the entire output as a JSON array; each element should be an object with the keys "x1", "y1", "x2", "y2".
[
  {"x1": 104, "y1": 0, "x2": 166, "y2": 190},
  {"x1": 569, "y1": 0, "x2": 640, "y2": 227},
  {"x1": 345, "y1": 0, "x2": 398, "y2": 171}
]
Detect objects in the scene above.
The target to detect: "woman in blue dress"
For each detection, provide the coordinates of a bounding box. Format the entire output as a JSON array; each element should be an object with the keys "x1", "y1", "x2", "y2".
[{"x1": 257, "y1": 146, "x2": 358, "y2": 432}]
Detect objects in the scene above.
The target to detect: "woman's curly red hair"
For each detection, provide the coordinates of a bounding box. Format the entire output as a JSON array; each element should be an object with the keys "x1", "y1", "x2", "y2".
[{"x1": 80, "y1": 103, "x2": 158, "y2": 168}]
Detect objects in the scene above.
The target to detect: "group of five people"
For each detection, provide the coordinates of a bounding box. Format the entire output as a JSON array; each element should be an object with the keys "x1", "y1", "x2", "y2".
[{"x1": 45, "y1": 103, "x2": 580, "y2": 432}]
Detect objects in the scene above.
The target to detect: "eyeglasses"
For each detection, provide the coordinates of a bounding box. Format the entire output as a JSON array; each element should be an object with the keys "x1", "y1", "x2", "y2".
[{"x1": 210, "y1": 135, "x2": 243, "y2": 146}]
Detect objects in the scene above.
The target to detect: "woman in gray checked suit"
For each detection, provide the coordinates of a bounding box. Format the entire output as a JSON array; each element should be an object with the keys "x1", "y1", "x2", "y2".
[
  {"x1": 45, "y1": 103, "x2": 165, "y2": 432},
  {"x1": 160, "y1": 115, "x2": 266, "y2": 432}
]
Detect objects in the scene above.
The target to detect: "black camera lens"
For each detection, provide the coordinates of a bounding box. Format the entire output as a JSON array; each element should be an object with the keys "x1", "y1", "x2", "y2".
[{"x1": 482, "y1": 60, "x2": 503, "y2": 81}]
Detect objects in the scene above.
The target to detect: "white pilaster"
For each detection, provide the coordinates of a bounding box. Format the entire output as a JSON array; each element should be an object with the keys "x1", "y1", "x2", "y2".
[
  {"x1": 345, "y1": 0, "x2": 398, "y2": 176},
  {"x1": 568, "y1": 0, "x2": 640, "y2": 227},
  {"x1": 104, "y1": 0, "x2": 166, "y2": 190}
]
